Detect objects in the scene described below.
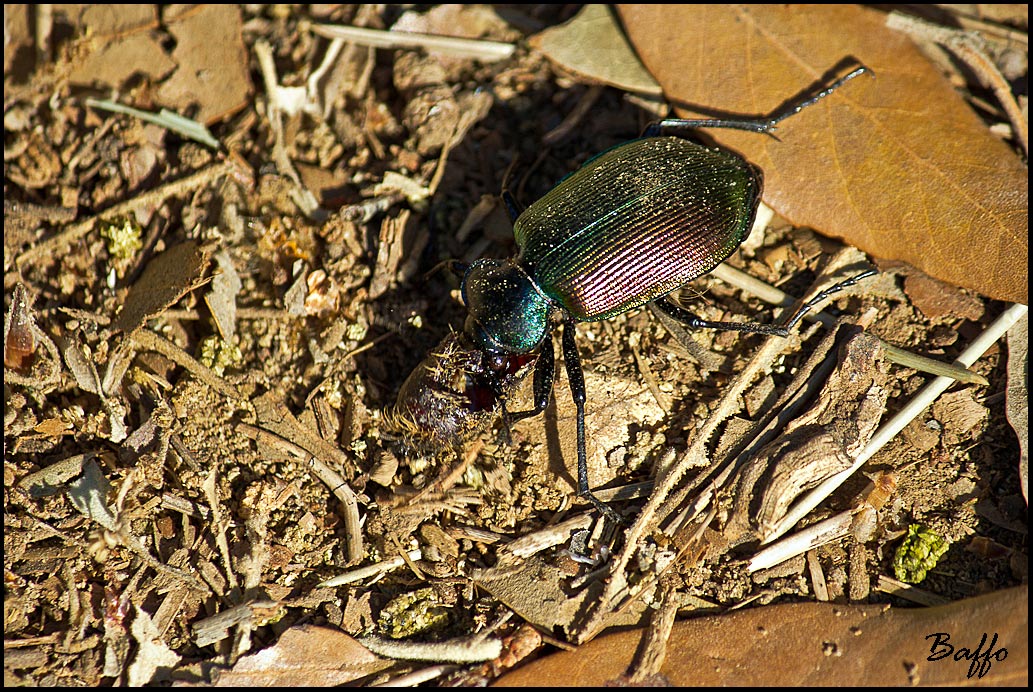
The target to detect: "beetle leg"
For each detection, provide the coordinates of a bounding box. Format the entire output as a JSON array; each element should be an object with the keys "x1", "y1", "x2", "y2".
[
  {"x1": 561, "y1": 320, "x2": 622, "y2": 524},
  {"x1": 495, "y1": 398, "x2": 521, "y2": 446},
  {"x1": 775, "y1": 269, "x2": 878, "y2": 331},
  {"x1": 642, "y1": 65, "x2": 871, "y2": 137},
  {"x1": 445, "y1": 259, "x2": 469, "y2": 278},
  {"x1": 501, "y1": 189, "x2": 524, "y2": 223},
  {"x1": 655, "y1": 268, "x2": 877, "y2": 337},
  {"x1": 507, "y1": 333, "x2": 556, "y2": 423},
  {"x1": 655, "y1": 297, "x2": 790, "y2": 337}
]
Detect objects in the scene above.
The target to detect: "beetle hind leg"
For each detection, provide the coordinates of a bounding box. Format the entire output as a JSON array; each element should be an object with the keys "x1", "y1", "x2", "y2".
[
  {"x1": 654, "y1": 267, "x2": 877, "y2": 337},
  {"x1": 642, "y1": 64, "x2": 871, "y2": 138},
  {"x1": 654, "y1": 297, "x2": 790, "y2": 337}
]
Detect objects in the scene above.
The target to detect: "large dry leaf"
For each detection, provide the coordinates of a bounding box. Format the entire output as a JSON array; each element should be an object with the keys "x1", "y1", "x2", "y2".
[
  {"x1": 213, "y1": 625, "x2": 392, "y2": 686},
  {"x1": 495, "y1": 585, "x2": 1028, "y2": 686},
  {"x1": 617, "y1": 5, "x2": 1027, "y2": 304}
]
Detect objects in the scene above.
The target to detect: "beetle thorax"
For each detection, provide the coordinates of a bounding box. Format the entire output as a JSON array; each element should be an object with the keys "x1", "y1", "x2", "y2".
[{"x1": 461, "y1": 259, "x2": 551, "y2": 354}]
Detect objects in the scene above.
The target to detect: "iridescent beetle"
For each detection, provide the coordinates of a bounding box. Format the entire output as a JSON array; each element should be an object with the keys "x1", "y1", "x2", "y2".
[{"x1": 392, "y1": 66, "x2": 874, "y2": 521}]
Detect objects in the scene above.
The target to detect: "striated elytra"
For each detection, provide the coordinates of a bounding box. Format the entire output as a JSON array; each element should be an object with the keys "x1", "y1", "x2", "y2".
[
  {"x1": 397, "y1": 65, "x2": 875, "y2": 522},
  {"x1": 461, "y1": 136, "x2": 761, "y2": 354}
]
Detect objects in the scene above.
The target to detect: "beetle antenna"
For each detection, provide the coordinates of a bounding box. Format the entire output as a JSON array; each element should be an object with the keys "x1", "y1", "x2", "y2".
[{"x1": 424, "y1": 259, "x2": 468, "y2": 282}]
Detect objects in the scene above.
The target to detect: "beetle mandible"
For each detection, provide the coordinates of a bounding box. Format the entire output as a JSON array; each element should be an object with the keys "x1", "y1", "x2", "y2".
[{"x1": 407, "y1": 66, "x2": 875, "y2": 522}]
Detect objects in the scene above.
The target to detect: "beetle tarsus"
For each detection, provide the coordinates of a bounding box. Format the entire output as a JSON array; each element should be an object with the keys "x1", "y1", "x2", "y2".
[
  {"x1": 581, "y1": 488, "x2": 623, "y2": 524},
  {"x1": 645, "y1": 63, "x2": 871, "y2": 138},
  {"x1": 779, "y1": 268, "x2": 878, "y2": 332}
]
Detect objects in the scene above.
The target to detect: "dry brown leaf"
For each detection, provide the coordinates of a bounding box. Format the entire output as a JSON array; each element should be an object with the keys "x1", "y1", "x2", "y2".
[
  {"x1": 156, "y1": 5, "x2": 252, "y2": 124},
  {"x1": 495, "y1": 585, "x2": 1028, "y2": 686},
  {"x1": 112, "y1": 240, "x2": 213, "y2": 334},
  {"x1": 213, "y1": 624, "x2": 392, "y2": 686},
  {"x1": 529, "y1": 4, "x2": 663, "y2": 95},
  {"x1": 617, "y1": 5, "x2": 1028, "y2": 304}
]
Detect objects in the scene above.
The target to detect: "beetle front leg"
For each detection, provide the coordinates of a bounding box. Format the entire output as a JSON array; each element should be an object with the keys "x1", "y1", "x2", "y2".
[
  {"x1": 434, "y1": 259, "x2": 468, "y2": 280},
  {"x1": 561, "y1": 320, "x2": 621, "y2": 524},
  {"x1": 501, "y1": 189, "x2": 524, "y2": 223},
  {"x1": 507, "y1": 335, "x2": 556, "y2": 424}
]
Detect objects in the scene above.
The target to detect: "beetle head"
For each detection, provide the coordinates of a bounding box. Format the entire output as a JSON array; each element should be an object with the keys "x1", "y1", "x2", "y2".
[{"x1": 461, "y1": 259, "x2": 550, "y2": 354}]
